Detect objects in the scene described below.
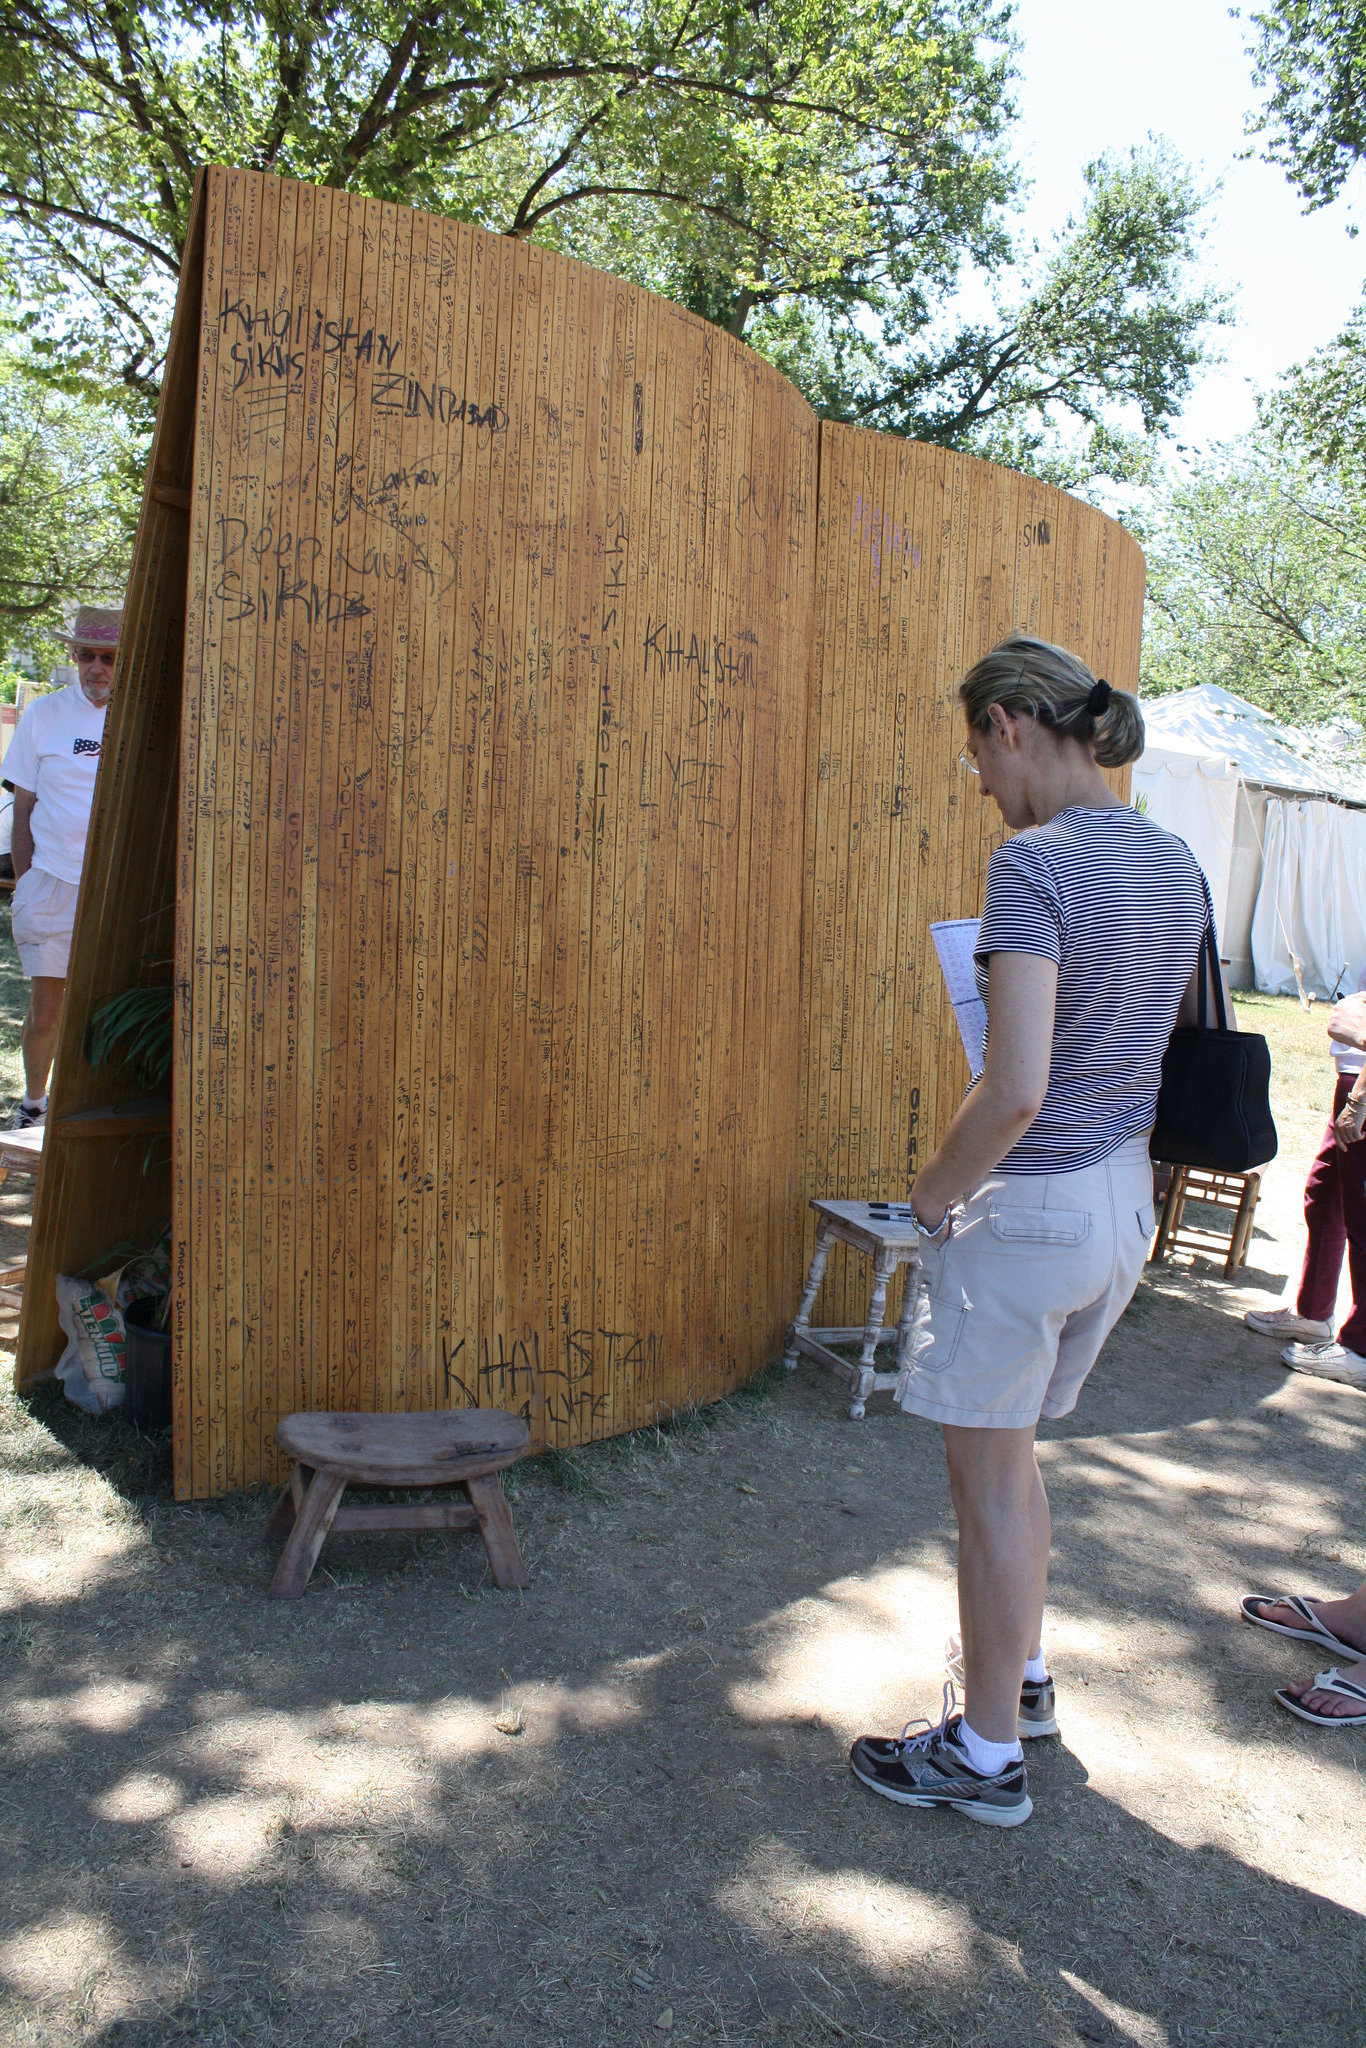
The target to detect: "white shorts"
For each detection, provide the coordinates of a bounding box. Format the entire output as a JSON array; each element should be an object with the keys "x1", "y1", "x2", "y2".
[
  {"x1": 10, "y1": 867, "x2": 80, "y2": 978},
  {"x1": 896, "y1": 1133, "x2": 1156, "y2": 1430}
]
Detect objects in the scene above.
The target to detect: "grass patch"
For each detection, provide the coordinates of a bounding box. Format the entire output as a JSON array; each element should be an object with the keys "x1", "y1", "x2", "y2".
[
  {"x1": 1235, "y1": 988, "x2": 1339, "y2": 1160},
  {"x1": 19, "y1": 1374, "x2": 174, "y2": 1502},
  {"x1": 512, "y1": 1359, "x2": 786, "y2": 1495}
]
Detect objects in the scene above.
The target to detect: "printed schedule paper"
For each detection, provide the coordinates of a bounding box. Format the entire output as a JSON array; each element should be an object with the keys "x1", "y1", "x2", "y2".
[{"x1": 930, "y1": 918, "x2": 986, "y2": 1079}]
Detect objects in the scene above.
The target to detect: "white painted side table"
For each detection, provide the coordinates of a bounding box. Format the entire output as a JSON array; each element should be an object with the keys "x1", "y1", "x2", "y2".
[{"x1": 783, "y1": 1199, "x2": 925, "y2": 1418}]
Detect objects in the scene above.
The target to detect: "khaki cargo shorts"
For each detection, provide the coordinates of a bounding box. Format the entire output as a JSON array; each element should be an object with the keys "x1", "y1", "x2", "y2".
[
  {"x1": 896, "y1": 1132, "x2": 1156, "y2": 1430},
  {"x1": 10, "y1": 866, "x2": 80, "y2": 978}
]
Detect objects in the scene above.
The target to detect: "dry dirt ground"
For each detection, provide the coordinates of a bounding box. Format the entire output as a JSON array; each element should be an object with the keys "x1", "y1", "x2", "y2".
[{"x1": 1, "y1": 963, "x2": 1364, "y2": 2048}]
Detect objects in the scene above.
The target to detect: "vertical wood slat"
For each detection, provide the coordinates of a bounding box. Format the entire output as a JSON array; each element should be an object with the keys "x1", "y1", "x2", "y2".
[{"x1": 14, "y1": 171, "x2": 1144, "y2": 1500}]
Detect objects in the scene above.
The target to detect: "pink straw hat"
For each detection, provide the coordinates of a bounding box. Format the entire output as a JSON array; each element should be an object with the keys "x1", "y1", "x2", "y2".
[{"x1": 57, "y1": 604, "x2": 123, "y2": 650}]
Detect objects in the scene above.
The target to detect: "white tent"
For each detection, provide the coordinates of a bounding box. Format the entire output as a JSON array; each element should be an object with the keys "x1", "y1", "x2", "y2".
[
  {"x1": 1131, "y1": 743, "x2": 1239, "y2": 935},
  {"x1": 1133, "y1": 685, "x2": 1366, "y2": 998}
]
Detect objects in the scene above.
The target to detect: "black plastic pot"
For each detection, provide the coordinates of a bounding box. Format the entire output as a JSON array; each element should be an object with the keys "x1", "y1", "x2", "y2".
[{"x1": 123, "y1": 1296, "x2": 172, "y2": 1431}]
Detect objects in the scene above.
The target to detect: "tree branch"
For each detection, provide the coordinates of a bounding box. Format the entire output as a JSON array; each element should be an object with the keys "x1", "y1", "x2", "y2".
[
  {"x1": 511, "y1": 178, "x2": 765, "y2": 241},
  {"x1": 0, "y1": 187, "x2": 180, "y2": 273}
]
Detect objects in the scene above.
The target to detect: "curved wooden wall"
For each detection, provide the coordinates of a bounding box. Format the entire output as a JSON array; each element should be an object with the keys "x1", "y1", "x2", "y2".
[
  {"x1": 800, "y1": 428, "x2": 1144, "y2": 1328},
  {"x1": 178, "y1": 170, "x2": 817, "y2": 1495},
  {"x1": 15, "y1": 169, "x2": 1144, "y2": 1498}
]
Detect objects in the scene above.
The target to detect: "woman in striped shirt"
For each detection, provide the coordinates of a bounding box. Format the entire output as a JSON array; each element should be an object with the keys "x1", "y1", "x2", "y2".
[{"x1": 851, "y1": 635, "x2": 1210, "y2": 1828}]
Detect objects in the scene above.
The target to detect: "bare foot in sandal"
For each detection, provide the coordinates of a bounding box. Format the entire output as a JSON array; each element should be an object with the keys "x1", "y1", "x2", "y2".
[
  {"x1": 1247, "y1": 1590, "x2": 1366, "y2": 1658},
  {"x1": 1276, "y1": 1667, "x2": 1366, "y2": 1726},
  {"x1": 1282, "y1": 1673, "x2": 1366, "y2": 1719}
]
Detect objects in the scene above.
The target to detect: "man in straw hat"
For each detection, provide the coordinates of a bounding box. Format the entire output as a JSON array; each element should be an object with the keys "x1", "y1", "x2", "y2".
[{"x1": 3, "y1": 603, "x2": 121, "y2": 1128}]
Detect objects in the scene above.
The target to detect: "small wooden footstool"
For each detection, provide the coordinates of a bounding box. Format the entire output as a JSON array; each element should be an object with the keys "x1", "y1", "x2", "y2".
[
  {"x1": 265, "y1": 1410, "x2": 531, "y2": 1599},
  {"x1": 784, "y1": 1199, "x2": 924, "y2": 1418}
]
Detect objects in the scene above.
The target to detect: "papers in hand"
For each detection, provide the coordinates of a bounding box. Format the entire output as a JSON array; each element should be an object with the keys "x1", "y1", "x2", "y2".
[{"x1": 930, "y1": 918, "x2": 986, "y2": 1079}]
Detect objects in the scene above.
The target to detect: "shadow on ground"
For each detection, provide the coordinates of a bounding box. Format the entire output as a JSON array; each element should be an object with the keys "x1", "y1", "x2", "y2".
[{"x1": 3, "y1": 1294, "x2": 1364, "y2": 2048}]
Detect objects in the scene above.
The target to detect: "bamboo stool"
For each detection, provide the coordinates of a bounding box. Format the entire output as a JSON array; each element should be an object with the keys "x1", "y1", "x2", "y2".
[
  {"x1": 784, "y1": 1199, "x2": 924, "y2": 1418},
  {"x1": 0, "y1": 1123, "x2": 45, "y2": 1307},
  {"x1": 1149, "y1": 1164, "x2": 1263, "y2": 1279},
  {"x1": 265, "y1": 1410, "x2": 531, "y2": 1599}
]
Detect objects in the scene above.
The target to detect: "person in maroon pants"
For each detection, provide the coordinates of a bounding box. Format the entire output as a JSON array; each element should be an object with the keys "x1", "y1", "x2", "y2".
[{"x1": 1245, "y1": 986, "x2": 1366, "y2": 1385}]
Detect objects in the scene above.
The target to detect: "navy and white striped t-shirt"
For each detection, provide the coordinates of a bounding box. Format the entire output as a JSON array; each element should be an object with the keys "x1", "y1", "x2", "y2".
[{"x1": 974, "y1": 805, "x2": 1207, "y2": 1174}]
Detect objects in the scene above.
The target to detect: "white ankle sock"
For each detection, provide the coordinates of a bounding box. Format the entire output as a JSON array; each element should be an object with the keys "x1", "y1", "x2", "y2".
[
  {"x1": 22, "y1": 1094, "x2": 46, "y2": 1112},
  {"x1": 956, "y1": 1719, "x2": 1023, "y2": 1775},
  {"x1": 1024, "y1": 1652, "x2": 1048, "y2": 1683}
]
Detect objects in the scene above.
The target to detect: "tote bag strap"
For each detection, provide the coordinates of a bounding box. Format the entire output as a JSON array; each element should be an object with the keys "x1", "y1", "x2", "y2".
[{"x1": 1194, "y1": 869, "x2": 1230, "y2": 1035}]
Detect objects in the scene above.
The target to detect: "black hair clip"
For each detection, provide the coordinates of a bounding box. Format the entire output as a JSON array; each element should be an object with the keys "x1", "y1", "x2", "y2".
[{"x1": 1087, "y1": 678, "x2": 1112, "y2": 716}]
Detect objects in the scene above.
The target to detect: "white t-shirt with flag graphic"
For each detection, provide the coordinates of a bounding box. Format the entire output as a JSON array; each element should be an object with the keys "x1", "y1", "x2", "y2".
[{"x1": 4, "y1": 683, "x2": 106, "y2": 884}]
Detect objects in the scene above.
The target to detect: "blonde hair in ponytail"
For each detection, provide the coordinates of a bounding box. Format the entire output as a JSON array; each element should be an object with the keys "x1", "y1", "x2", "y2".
[{"x1": 958, "y1": 633, "x2": 1144, "y2": 769}]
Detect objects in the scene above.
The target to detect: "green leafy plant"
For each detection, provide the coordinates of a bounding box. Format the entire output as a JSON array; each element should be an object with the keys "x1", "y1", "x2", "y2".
[
  {"x1": 83, "y1": 1224, "x2": 172, "y2": 1332},
  {"x1": 83, "y1": 984, "x2": 172, "y2": 1090}
]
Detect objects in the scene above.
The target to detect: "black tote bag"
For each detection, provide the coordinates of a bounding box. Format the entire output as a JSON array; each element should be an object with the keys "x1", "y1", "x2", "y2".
[{"x1": 1149, "y1": 916, "x2": 1277, "y2": 1172}]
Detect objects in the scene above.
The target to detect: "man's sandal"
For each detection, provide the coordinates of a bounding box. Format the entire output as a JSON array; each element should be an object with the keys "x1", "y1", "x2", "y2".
[
  {"x1": 1239, "y1": 1594, "x2": 1366, "y2": 1661},
  {"x1": 1274, "y1": 1668, "x2": 1366, "y2": 1728}
]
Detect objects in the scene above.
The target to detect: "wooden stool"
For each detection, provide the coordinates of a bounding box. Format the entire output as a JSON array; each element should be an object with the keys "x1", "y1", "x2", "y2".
[
  {"x1": 0, "y1": 1122, "x2": 45, "y2": 1307},
  {"x1": 1149, "y1": 1164, "x2": 1262, "y2": 1279},
  {"x1": 265, "y1": 1410, "x2": 531, "y2": 1599},
  {"x1": 784, "y1": 1199, "x2": 923, "y2": 1418}
]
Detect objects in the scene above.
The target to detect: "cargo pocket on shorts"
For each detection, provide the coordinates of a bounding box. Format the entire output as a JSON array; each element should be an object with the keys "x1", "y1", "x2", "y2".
[
  {"x1": 987, "y1": 1206, "x2": 1090, "y2": 1247},
  {"x1": 902, "y1": 1252, "x2": 966, "y2": 1377},
  {"x1": 908, "y1": 1290, "x2": 967, "y2": 1376}
]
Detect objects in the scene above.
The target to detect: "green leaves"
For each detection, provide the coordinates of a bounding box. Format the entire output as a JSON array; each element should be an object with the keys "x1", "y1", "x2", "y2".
[
  {"x1": 1140, "y1": 433, "x2": 1366, "y2": 731},
  {"x1": 1246, "y1": 0, "x2": 1366, "y2": 210},
  {"x1": 0, "y1": 349, "x2": 138, "y2": 654},
  {"x1": 759, "y1": 145, "x2": 1225, "y2": 482},
  {"x1": 0, "y1": 0, "x2": 1018, "y2": 391},
  {"x1": 0, "y1": 0, "x2": 1223, "y2": 520},
  {"x1": 83, "y1": 982, "x2": 173, "y2": 1090}
]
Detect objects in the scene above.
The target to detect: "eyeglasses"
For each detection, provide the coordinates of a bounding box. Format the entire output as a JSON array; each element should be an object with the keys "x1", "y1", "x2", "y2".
[
  {"x1": 74, "y1": 646, "x2": 116, "y2": 664},
  {"x1": 958, "y1": 750, "x2": 979, "y2": 776}
]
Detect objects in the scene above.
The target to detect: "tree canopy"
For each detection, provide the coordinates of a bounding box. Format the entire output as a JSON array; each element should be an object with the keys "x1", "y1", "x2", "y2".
[
  {"x1": 1144, "y1": 1, "x2": 1366, "y2": 738},
  {"x1": 0, "y1": 0, "x2": 1014, "y2": 407},
  {"x1": 761, "y1": 142, "x2": 1221, "y2": 465},
  {"x1": 0, "y1": 0, "x2": 1221, "y2": 471},
  {"x1": 1141, "y1": 431, "x2": 1366, "y2": 728},
  {"x1": 1246, "y1": 0, "x2": 1366, "y2": 209},
  {"x1": 0, "y1": 351, "x2": 138, "y2": 660}
]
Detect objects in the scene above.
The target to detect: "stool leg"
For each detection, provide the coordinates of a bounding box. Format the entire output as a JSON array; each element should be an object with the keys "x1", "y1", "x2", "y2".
[
  {"x1": 268, "y1": 1469, "x2": 345, "y2": 1599},
  {"x1": 784, "y1": 1220, "x2": 833, "y2": 1370},
  {"x1": 892, "y1": 1254, "x2": 922, "y2": 1376},
  {"x1": 850, "y1": 1248, "x2": 896, "y2": 1420},
  {"x1": 1227, "y1": 1174, "x2": 1260, "y2": 1278},
  {"x1": 263, "y1": 1463, "x2": 310, "y2": 1545},
  {"x1": 466, "y1": 1474, "x2": 531, "y2": 1589},
  {"x1": 264, "y1": 1478, "x2": 300, "y2": 1544},
  {"x1": 1150, "y1": 1165, "x2": 1186, "y2": 1265}
]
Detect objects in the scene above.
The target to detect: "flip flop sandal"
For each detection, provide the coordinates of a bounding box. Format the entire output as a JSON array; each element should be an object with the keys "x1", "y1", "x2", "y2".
[
  {"x1": 1274, "y1": 1668, "x2": 1366, "y2": 1728},
  {"x1": 1239, "y1": 1593, "x2": 1366, "y2": 1661}
]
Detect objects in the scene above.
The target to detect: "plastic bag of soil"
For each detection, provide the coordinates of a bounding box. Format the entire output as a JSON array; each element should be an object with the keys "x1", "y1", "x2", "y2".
[{"x1": 54, "y1": 1274, "x2": 126, "y2": 1413}]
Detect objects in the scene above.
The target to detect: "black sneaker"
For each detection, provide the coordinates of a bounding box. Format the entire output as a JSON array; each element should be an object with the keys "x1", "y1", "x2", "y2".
[
  {"x1": 5, "y1": 1100, "x2": 44, "y2": 1131},
  {"x1": 849, "y1": 1692, "x2": 1032, "y2": 1827},
  {"x1": 946, "y1": 1632, "x2": 1058, "y2": 1739}
]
